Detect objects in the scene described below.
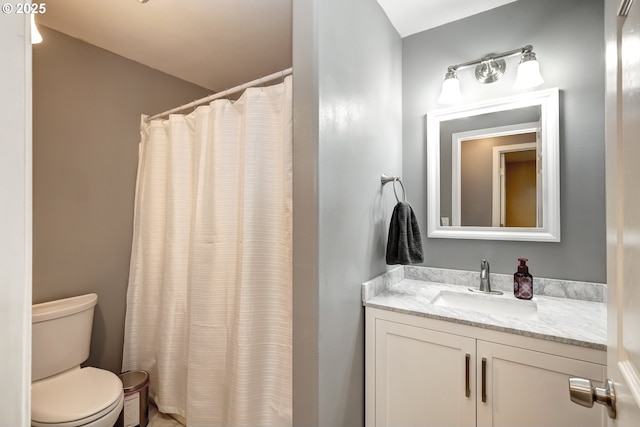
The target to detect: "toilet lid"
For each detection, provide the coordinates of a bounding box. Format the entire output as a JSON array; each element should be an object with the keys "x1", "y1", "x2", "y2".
[{"x1": 32, "y1": 367, "x2": 123, "y2": 425}]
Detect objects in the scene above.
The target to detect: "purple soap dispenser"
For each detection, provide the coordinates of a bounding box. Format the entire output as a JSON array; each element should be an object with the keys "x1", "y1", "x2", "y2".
[{"x1": 514, "y1": 258, "x2": 533, "y2": 300}]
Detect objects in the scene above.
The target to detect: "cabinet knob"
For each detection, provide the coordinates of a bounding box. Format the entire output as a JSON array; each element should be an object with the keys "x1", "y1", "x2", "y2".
[{"x1": 568, "y1": 377, "x2": 616, "y2": 419}]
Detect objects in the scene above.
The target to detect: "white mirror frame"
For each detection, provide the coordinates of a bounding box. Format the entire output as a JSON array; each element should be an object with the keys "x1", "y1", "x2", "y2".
[{"x1": 426, "y1": 87, "x2": 560, "y2": 241}]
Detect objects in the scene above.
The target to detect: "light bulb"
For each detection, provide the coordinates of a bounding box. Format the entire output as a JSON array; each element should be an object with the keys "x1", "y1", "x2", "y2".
[
  {"x1": 513, "y1": 54, "x2": 544, "y2": 90},
  {"x1": 438, "y1": 70, "x2": 462, "y2": 104},
  {"x1": 31, "y1": 14, "x2": 42, "y2": 44}
]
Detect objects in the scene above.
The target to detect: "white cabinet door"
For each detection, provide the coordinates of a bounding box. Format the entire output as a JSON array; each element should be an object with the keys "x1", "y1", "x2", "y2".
[
  {"x1": 477, "y1": 341, "x2": 606, "y2": 427},
  {"x1": 373, "y1": 319, "x2": 476, "y2": 427}
]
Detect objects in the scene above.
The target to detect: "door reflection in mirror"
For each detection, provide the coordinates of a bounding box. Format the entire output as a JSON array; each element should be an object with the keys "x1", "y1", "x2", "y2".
[
  {"x1": 458, "y1": 126, "x2": 540, "y2": 227},
  {"x1": 442, "y1": 106, "x2": 541, "y2": 228},
  {"x1": 500, "y1": 145, "x2": 538, "y2": 227}
]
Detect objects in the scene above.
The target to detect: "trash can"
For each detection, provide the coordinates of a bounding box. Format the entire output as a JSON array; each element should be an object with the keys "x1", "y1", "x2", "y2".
[{"x1": 117, "y1": 370, "x2": 149, "y2": 427}]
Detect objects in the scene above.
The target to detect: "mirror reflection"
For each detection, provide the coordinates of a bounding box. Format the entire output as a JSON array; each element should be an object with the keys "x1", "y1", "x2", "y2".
[{"x1": 439, "y1": 106, "x2": 542, "y2": 228}]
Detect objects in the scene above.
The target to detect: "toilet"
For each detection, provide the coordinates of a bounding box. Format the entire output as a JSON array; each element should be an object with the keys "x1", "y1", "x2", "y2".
[{"x1": 31, "y1": 293, "x2": 124, "y2": 427}]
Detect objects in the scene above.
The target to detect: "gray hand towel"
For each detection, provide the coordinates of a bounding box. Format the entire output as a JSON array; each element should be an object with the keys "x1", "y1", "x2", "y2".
[{"x1": 386, "y1": 201, "x2": 424, "y2": 265}]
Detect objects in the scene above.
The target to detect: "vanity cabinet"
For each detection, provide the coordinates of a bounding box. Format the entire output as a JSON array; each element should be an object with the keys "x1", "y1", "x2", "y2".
[
  {"x1": 372, "y1": 318, "x2": 476, "y2": 426},
  {"x1": 366, "y1": 308, "x2": 606, "y2": 427}
]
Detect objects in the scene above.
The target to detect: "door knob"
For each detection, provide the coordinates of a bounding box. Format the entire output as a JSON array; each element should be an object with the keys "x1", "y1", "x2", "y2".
[{"x1": 568, "y1": 377, "x2": 617, "y2": 419}]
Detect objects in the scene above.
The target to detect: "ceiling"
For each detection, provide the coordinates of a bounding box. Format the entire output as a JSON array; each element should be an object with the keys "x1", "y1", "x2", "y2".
[
  {"x1": 37, "y1": 0, "x2": 517, "y2": 92},
  {"x1": 376, "y1": 0, "x2": 518, "y2": 37},
  {"x1": 37, "y1": 0, "x2": 292, "y2": 91}
]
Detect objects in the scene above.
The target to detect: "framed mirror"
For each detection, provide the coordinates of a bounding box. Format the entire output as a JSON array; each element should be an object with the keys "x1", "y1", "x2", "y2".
[{"x1": 426, "y1": 88, "x2": 560, "y2": 241}]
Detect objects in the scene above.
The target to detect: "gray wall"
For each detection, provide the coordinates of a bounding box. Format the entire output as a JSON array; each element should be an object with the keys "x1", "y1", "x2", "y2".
[
  {"x1": 292, "y1": 0, "x2": 402, "y2": 425},
  {"x1": 32, "y1": 26, "x2": 210, "y2": 374},
  {"x1": 403, "y1": 0, "x2": 606, "y2": 282}
]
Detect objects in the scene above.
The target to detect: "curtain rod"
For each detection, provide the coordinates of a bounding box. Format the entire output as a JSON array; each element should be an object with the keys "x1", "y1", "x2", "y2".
[{"x1": 146, "y1": 67, "x2": 293, "y2": 121}]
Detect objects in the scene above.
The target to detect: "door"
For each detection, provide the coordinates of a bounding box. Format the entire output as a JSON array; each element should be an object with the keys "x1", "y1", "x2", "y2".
[
  {"x1": 490, "y1": 140, "x2": 537, "y2": 227},
  {"x1": 503, "y1": 149, "x2": 537, "y2": 227},
  {"x1": 373, "y1": 319, "x2": 476, "y2": 427},
  {"x1": 477, "y1": 341, "x2": 605, "y2": 427},
  {"x1": 604, "y1": 0, "x2": 640, "y2": 424}
]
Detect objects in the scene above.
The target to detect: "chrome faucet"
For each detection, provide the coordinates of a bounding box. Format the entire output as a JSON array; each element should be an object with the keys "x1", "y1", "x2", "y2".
[
  {"x1": 479, "y1": 259, "x2": 491, "y2": 291},
  {"x1": 469, "y1": 259, "x2": 503, "y2": 295}
]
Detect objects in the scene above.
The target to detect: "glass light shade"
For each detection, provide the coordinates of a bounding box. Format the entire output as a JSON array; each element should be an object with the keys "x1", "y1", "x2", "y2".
[
  {"x1": 513, "y1": 59, "x2": 544, "y2": 90},
  {"x1": 438, "y1": 76, "x2": 462, "y2": 104},
  {"x1": 31, "y1": 15, "x2": 43, "y2": 44}
]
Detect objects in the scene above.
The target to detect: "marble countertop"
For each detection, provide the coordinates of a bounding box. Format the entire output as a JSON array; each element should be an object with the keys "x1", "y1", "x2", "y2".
[{"x1": 363, "y1": 278, "x2": 607, "y2": 350}]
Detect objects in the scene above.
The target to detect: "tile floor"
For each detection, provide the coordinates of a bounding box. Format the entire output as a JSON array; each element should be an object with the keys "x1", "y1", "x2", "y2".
[{"x1": 148, "y1": 404, "x2": 183, "y2": 427}]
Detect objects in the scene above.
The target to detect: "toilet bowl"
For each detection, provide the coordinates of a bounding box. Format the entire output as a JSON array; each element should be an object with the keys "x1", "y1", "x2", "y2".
[{"x1": 31, "y1": 294, "x2": 124, "y2": 427}]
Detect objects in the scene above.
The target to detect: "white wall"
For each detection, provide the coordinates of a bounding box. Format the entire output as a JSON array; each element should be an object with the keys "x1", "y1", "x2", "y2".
[{"x1": 0, "y1": 13, "x2": 32, "y2": 426}]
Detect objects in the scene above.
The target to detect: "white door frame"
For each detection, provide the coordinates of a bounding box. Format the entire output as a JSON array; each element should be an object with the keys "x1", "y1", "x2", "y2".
[
  {"x1": 491, "y1": 142, "x2": 537, "y2": 227},
  {"x1": 0, "y1": 13, "x2": 32, "y2": 426}
]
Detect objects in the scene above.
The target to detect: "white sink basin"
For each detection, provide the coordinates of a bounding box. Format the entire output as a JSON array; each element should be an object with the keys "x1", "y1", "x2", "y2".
[{"x1": 431, "y1": 290, "x2": 538, "y2": 320}]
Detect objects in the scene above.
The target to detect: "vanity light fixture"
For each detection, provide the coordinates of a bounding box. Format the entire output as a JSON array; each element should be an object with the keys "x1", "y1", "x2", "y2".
[
  {"x1": 31, "y1": 14, "x2": 42, "y2": 44},
  {"x1": 438, "y1": 45, "x2": 544, "y2": 104}
]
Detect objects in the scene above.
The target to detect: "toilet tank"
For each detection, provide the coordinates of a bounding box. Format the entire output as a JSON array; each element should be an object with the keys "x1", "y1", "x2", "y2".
[{"x1": 32, "y1": 293, "x2": 98, "y2": 381}]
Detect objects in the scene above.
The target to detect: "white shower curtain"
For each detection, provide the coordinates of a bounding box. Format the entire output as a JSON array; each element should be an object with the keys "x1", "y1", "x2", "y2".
[{"x1": 122, "y1": 76, "x2": 292, "y2": 427}]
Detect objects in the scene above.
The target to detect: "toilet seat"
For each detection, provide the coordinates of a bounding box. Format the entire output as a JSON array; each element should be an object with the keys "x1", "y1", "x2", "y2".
[
  {"x1": 32, "y1": 367, "x2": 124, "y2": 427},
  {"x1": 31, "y1": 393, "x2": 124, "y2": 427}
]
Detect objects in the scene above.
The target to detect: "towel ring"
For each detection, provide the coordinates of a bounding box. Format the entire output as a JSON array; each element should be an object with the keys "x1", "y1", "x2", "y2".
[
  {"x1": 381, "y1": 174, "x2": 407, "y2": 203},
  {"x1": 392, "y1": 178, "x2": 407, "y2": 203}
]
